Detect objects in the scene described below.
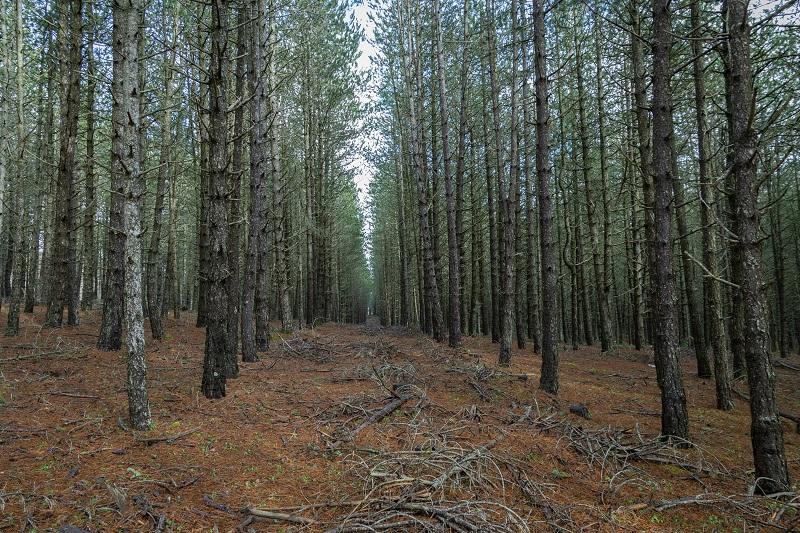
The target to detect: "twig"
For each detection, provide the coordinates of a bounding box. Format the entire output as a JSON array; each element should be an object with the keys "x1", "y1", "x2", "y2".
[
  {"x1": 46, "y1": 391, "x2": 101, "y2": 400},
  {"x1": 137, "y1": 427, "x2": 200, "y2": 446}
]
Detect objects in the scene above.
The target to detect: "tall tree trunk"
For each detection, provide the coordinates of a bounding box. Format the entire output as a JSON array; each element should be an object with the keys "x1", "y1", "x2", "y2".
[
  {"x1": 532, "y1": 0, "x2": 558, "y2": 393},
  {"x1": 146, "y1": 18, "x2": 175, "y2": 341},
  {"x1": 45, "y1": 0, "x2": 82, "y2": 328},
  {"x1": 98, "y1": 155, "x2": 125, "y2": 348},
  {"x1": 592, "y1": 9, "x2": 613, "y2": 353},
  {"x1": 242, "y1": 0, "x2": 267, "y2": 363},
  {"x1": 6, "y1": 0, "x2": 28, "y2": 336},
  {"x1": 195, "y1": 13, "x2": 210, "y2": 328},
  {"x1": 769, "y1": 185, "x2": 788, "y2": 359},
  {"x1": 225, "y1": 4, "x2": 246, "y2": 374},
  {"x1": 724, "y1": 0, "x2": 789, "y2": 494},
  {"x1": 651, "y1": 0, "x2": 688, "y2": 441},
  {"x1": 398, "y1": 0, "x2": 444, "y2": 343},
  {"x1": 434, "y1": 0, "x2": 460, "y2": 348},
  {"x1": 625, "y1": 81, "x2": 645, "y2": 351},
  {"x1": 523, "y1": 0, "x2": 540, "y2": 353},
  {"x1": 113, "y1": 0, "x2": 150, "y2": 430},
  {"x1": 499, "y1": 0, "x2": 520, "y2": 365},
  {"x1": 165, "y1": 160, "x2": 180, "y2": 319},
  {"x1": 572, "y1": 34, "x2": 595, "y2": 349},
  {"x1": 5, "y1": 199, "x2": 25, "y2": 336},
  {"x1": 394, "y1": 144, "x2": 409, "y2": 327},
  {"x1": 81, "y1": 0, "x2": 97, "y2": 311},
  {"x1": 26, "y1": 31, "x2": 54, "y2": 314},
  {"x1": 270, "y1": 8, "x2": 290, "y2": 333},
  {"x1": 480, "y1": 51, "x2": 499, "y2": 343},
  {"x1": 691, "y1": 0, "x2": 731, "y2": 410},
  {"x1": 629, "y1": 0, "x2": 656, "y2": 349},
  {"x1": 201, "y1": 0, "x2": 230, "y2": 399},
  {"x1": 673, "y1": 168, "x2": 710, "y2": 377},
  {"x1": 254, "y1": 1, "x2": 272, "y2": 352}
]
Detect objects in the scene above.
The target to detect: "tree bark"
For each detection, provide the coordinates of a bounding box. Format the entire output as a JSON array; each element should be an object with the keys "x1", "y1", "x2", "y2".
[
  {"x1": 592, "y1": 9, "x2": 613, "y2": 353},
  {"x1": 691, "y1": 0, "x2": 733, "y2": 410},
  {"x1": 522, "y1": 0, "x2": 540, "y2": 353},
  {"x1": 672, "y1": 170, "x2": 710, "y2": 377},
  {"x1": 498, "y1": 0, "x2": 520, "y2": 365},
  {"x1": 6, "y1": 0, "x2": 28, "y2": 336},
  {"x1": 45, "y1": 0, "x2": 82, "y2": 328},
  {"x1": 433, "y1": 0, "x2": 460, "y2": 348},
  {"x1": 399, "y1": 0, "x2": 445, "y2": 343},
  {"x1": 225, "y1": 4, "x2": 247, "y2": 375},
  {"x1": 532, "y1": 0, "x2": 558, "y2": 394},
  {"x1": 113, "y1": 0, "x2": 151, "y2": 430},
  {"x1": 81, "y1": 0, "x2": 97, "y2": 311},
  {"x1": 724, "y1": 0, "x2": 790, "y2": 494},
  {"x1": 651, "y1": 0, "x2": 689, "y2": 441},
  {"x1": 146, "y1": 20, "x2": 175, "y2": 341},
  {"x1": 271, "y1": 0, "x2": 291, "y2": 333},
  {"x1": 201, "y1": 0, "x2": 230, "y2": 399}
]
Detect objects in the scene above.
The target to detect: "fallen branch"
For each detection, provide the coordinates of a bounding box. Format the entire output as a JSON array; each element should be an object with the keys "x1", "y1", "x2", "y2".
[
  {"x1": 428, "y1": 434, "x2": 505, "y2": 492},
  {"x1": 46, "y1": 391, "x2": 100, "y2": 400},
  {"x1": 137, "y1": 427, "x2": 200, "y2": 446},
  {"x1": 247, "y1": 508, "x2": 317, "y2": 525},
  {"x1": 328, "y1": 395, "x2": 411, "y2": 449},
  {"x1": 203, "y1": 495, "x2": 234, "y2": 514},
  {"x1": 424, "y1": 406, "x2": 535, "y2": 493},
  {"x1": 774, "y1": 359, "x2": 800, "y2": 372}
]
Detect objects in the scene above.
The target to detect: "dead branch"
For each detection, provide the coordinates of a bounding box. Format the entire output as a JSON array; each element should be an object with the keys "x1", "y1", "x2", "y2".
[
  {"x1": 46, "y1": 391, "x2": 100, "y2": 400},
  {"x1": 328, "y1": 393, "x2": 412, "y2": 449},
  {"x1": 247, "y1": 508, "x2": 317, "y2": 525},
  {"x1": 774, "y1": 359, "x2": 800, "y2": 372},
  {"x1": 136, "y1": 427, "x2": 200, "y2": 446}
]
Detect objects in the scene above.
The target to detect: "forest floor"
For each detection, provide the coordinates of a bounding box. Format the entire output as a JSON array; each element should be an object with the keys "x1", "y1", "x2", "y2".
[{"x1": 1, "y1": 309, "x2": 799, "y2": 532}]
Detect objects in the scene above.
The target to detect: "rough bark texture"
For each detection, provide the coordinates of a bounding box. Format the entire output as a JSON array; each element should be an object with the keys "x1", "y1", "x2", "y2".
[
  {"x1": 146, "y1": 74, "x2": 171, "y2": 340},
  {"x1": 113, "y1": 0, "x2": 151, "y2": 430},
  {"x1": 98, "y1": 0, "x2": 125, "y2": 352},
  {"x1": 433, "y1": 0, "x2": 460, "y2": 348},
  {"x1": 592, "y1": 11, "x2": 614, "y2": 353},
  {"x1": 651, "y1": 0, "x2": 689, "y2": 441},
  {"x1": 480, "y1": 61, "x2": 499, "y2": 344},
  {"x1": 498, "y1": 0, "x2": 519, "y2": 365},
  {"x1": 268, "y1": 0, "x2": 289, "y2": 333},
  {"x1": 522, "y1": 0, "x2": 540, "y2": 353},
  {"x1": 629, "y1": 0, "x2": 654, "y2": 349},
  {"x1": 81, "y1": 0, "x2": 97, "y2": 311},
  {"x1": 242, "y1": 0, "x2": 268, "y2": 363},
  {"x1": 45, "y1": 0, "x2": 82, "y2": 328},
  {"x1": 672, "y1": 170, "x2": 710, "y2": 377},
  {"x1": 399, "y1": 0, "x2": 444, "y2": 343},
  {"x1": 201, "y1": 0, "x2": 230, "y2": 399},
  {"x1": 724, "y1": 0, "x2": 790, "y2": 494},
  {"x1": 6, "y1": 0, "x2": 27, "y2": 336},
  {"x1": 532, "y1": 0, "x2": 558, "y2": 394},
  {"x1": 691, "y1": 0, "x2": 732, "y2": 411},
  {"x1": 225, "y1": 4, "x2": 246, "y2": 376}
]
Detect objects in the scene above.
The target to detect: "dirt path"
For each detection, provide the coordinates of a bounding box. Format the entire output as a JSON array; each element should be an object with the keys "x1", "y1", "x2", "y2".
[{"x1": 1, "y1": 309, "x2": 798, "y2": 531}]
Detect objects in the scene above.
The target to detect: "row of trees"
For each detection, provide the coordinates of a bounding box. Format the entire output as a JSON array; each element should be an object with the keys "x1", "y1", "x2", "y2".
[
  {"x1": 0, "y1": 1, "x2": 370, "y2": 420},
  {"x1": 367, "y1": 0, "x2": 797, "y2": 493}
]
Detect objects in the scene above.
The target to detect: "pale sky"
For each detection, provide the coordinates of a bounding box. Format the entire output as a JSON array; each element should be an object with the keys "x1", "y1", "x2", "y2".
[{"x1": 349, "y1": 3, "x2": 379, "y2": 211}]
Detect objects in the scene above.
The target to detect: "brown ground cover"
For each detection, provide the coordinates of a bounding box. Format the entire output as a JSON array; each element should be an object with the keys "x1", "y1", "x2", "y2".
[{"x1": 1, "y1": 309, "x2": 798, "y2": 532}]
